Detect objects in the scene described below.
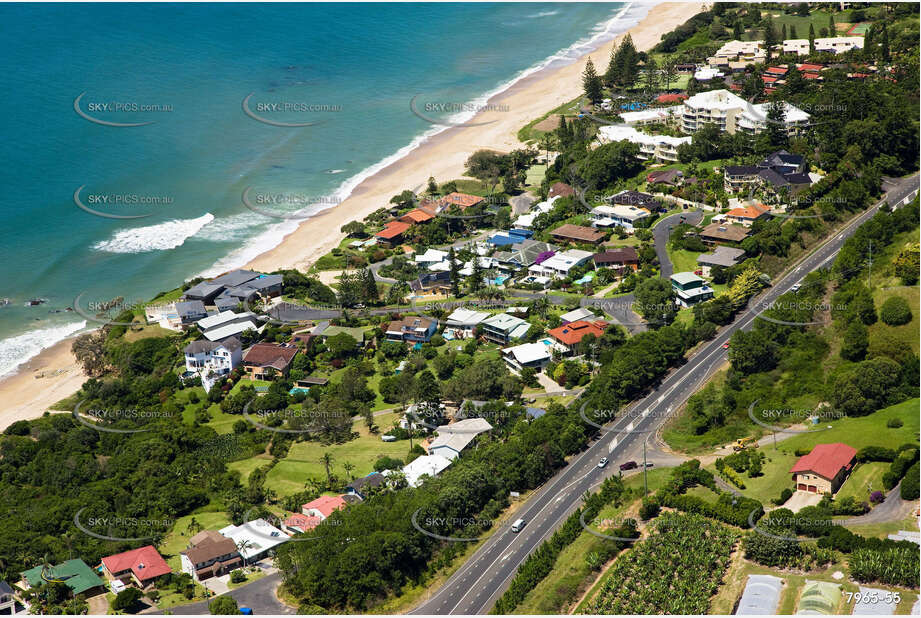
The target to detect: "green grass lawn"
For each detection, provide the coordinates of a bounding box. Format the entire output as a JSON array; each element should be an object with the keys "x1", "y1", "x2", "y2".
[
  {"x1": 263, "y1": 412, "x2": 407, "y2": 497},
  {"x1": 741, "y1": 9, "x2": 839, "y2": 41},
  {"x1": 158, "y1": 510, "x2": 233, "y2": 572},
  {"x1": 227, "y1": 455, "x2": 274, "y2": 485},
  {"x1": 668, "y1": 248, "x2": 702, "y2": 274},
  {"x1": 705, "y1": 398, "x2": 920, "y2": 504},
  {"x1": 834, "y1": 461, "x2": 889, "y2": 503},
  {"x1": 870, "y1": 285, "x2": 920, "y2": 354},
  {"x1": 525, "y1": 164, "x2": 548, "y2": 188}
]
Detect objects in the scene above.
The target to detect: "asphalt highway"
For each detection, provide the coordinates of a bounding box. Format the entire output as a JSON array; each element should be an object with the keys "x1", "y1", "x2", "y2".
[{"x1": 411, "y1": 174, "x2": 919, "y2": 615}]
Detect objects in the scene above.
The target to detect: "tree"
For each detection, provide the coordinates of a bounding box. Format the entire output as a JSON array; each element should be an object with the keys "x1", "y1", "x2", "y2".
[
  {"x1": 732, "y1": 20, "x2": 744, "y2": 40},
  {"x1": 209, "y1": 596, "x2": 240, "y2": 615},
  {"x1": 577, "y1": 141, "x2": 643, "y2": 190},
  {"x1": 448, "y1": 247, "x2": 461, "y2": 297},
  {"x1": 763, "y1": 18, "x2": 778, "y2": 60},
  {"x1": 728, "y1": 329, "x2": 778, "y2": 374},
  {"x1": 320, "y1": 452, "x2": 335, "y2": 486},
  {"x1": 72, "y1": 330, "x2": 109, "y2": 377},
  {"x1": 808, "y1": 23, "x2": 816, "y2": 53},
  {"x1": 326, "y1": 332, "x2": 358, "y2": 359},
  {"x1": 112, "y1": 588, "x2": 143, "y2": 613},
  {"x1": 427, "y1": 176, "x2": 438, "y2": 195},
  {"x1": 633, "y1": 277, "x2": 677, "y2": 326},
  {"x1": 582, "y1": 58, "x2": 603, "y2": 104},
  {"x1": 780, "y1": 24, "x2": 787, "y2": 41},
  {"x1": 662, "y1": 55, "x2": 679, "y2": 90},
  {"x1": 468, "y1": 257, "x2": 484, "y2": 295},
  {"x1": 643, "y1": 57, "x2": 660, "y2": 92},
  {"x1": 840, "y1": 320, "x2": 869, "y2": 361},
  {"x1": 358, "y1": 267, "x2": 378, "y2": 302},
  {"x1": 341, "y1": 221, "x2": 365, "y2": 237}
]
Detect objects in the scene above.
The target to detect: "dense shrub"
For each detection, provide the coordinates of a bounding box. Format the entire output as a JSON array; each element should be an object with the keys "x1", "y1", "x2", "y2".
[
  {"x1": 879, "y1": 296, "x2": 912, "y2": 326},
  {"x1": 900, "y1": 462, "x2": 919, "y2": 500}
]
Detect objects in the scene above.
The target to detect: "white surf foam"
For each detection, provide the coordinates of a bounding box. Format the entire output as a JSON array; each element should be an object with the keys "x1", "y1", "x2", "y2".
[
  {"x1": 92, "y1": 213, "x2": 216, "y2": 253},
  {"x1": 196, "y1": 2, "x2": 650, "y2": 277},
  {"x1": 0, "y1": 320, "x2": 87, "y2": 379}
]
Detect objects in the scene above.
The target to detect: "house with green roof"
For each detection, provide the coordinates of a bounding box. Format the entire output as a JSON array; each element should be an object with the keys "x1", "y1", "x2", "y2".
[
  {"x1": 20, "y1": 559, "x2": 104, "y2": 597},
  {"x1": 316, "y1": 325, "x2": 366, "y2": 345}
]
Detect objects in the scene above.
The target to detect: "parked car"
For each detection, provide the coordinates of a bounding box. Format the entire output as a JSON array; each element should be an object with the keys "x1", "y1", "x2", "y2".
[
  {"x1": 619, "y1": 461, "x2": 638, "y2": 471},
  {"x1": 790, "y1": 283, "x2": 802, "y2": 292},
  {"x1": 511, "y1": 518, "x2": 527, "y2": 533},
  {"x1": 598, "y1": 457, "x2": 609, "y2": 468}
]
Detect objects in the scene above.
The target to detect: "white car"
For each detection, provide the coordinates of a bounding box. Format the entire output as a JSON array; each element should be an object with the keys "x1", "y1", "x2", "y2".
[
  {"x1": 598, "y1": 457, "x2": 609, "y2": 468},
  {"x1": 790, "y1": 283, "x2": 802, "y2": 293}
]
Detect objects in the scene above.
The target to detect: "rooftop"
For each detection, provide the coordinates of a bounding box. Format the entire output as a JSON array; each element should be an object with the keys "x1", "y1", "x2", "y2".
[
  {"x1": 790, "y1": 443, "x2": 857, "y2": 480},
  {"x1": 550, "y1": 224, "x2": 606, "y2": 244},
  {"x1": 547, "y1": 320, "x2": 608, "y2": 346},
  {"x1": 101, "y1": 545, "x2": 171, "y2": 582}
]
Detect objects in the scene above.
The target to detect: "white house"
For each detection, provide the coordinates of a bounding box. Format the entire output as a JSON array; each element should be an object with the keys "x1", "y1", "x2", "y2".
[
  {"x1": 445, "y1": 307, "x2": 490, "y2": 330},
  {"x1": 590, "y1": 204, "x2": 651, "y2": 230},
  {"x1": 183, "y1": 338, "x2": 243, "y2": 392},
  {"x1": 428, "y1": 418, "x2": 493, "y2": 460},
  {"x1": 619, "y1": 106, "x2": 682, "y2": 126},
  {"x1": 459, "y1": 256, "x2": 499, "y2": 277},
  {"x1": 218, "y1": 519, "x2": 290, "y2": 564},
  {"x1": 414, "y1": 248, "x2": 449, "y2": 267},
  {"x1": 682, "y1": 89, "x2": 809, "y2": 135},
  {"x1": 403, "y1": 454, "x2": 453, "y2": 487},
  {"x1": 596, "y1": 125, "x2": 690, "y2": 162},
  {"x1": 529, "y1": 249, "x2": 594, "y2": 278},
  {"x1": 502, "y1": 342, "x2": 555, "y2": 372},
  {"x1": 145, "y1": 303, "x2": 182, "y2": 331},
  {"x1": 560, "y1": 307, "x2": 598, "y2": 324},
  {"x1": 197, "y1": 310, "x2": 261, "y2": 342}
]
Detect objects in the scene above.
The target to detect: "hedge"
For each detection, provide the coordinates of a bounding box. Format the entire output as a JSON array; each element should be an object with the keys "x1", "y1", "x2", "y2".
[{"x1": 901, "y1": 462, "x2": 919, "y2": 500}]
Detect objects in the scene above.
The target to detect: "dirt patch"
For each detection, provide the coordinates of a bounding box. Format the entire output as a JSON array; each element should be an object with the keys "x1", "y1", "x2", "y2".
[{"x1": 534, "y1": 115, "x2": 562, "y2": 133}]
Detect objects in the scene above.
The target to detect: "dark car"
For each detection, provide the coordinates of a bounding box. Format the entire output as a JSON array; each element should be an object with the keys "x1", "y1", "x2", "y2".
[{"x1": 619, "y1": 461, "x2": 638, "y2": 471}]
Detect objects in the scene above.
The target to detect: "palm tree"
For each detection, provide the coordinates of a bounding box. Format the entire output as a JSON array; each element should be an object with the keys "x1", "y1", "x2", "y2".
[
  {"x1": 303, "y1": 477, "x2": 323, "y2": 495},
  {"x1": 234, "y1": 539, "x2": 255, "y2": 566},
  {"x1": 342, "y1": 462, "x2": 356, "y2": 481},
  {"x1": 186, "y1": 517, "x2": 202, "y2": 536},
  {"x1": 320, "y1": 452, "x2": 335, "y2": 487}
]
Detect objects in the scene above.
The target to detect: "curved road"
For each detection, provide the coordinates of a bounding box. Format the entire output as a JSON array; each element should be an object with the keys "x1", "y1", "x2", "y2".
[{"x1": 410, "y1": 174, "x2": 919, "y2": 615}]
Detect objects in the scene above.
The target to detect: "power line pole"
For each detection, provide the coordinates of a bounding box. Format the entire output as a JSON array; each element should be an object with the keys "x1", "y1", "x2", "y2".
[{"x1": 643, "y1": 435, "x2": 648, "y2": 497}]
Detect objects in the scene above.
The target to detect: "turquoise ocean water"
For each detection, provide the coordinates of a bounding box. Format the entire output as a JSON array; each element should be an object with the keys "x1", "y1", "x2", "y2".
[{"x1": 0, "y1": 2, "x2": 649, "y2": 375}]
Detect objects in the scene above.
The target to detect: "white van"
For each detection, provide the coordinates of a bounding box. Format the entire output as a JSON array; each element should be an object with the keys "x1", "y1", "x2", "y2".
[{"x1": 511, "y1": 518, "x2": 526, "y2": 533}]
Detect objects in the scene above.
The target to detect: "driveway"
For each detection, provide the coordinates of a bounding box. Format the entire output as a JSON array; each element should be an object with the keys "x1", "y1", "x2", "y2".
[
  {"x1": 781, "y1": 490, "x2": 823, "y2": 513},
  {"x1": 151, "y1": 573, "x2": 295, "y2": 615},
  {"x1": 653, "y1": 208, "x2": 703, "y2": 279},
  {"x1": 841, "y1": 482, "x2": 917, "y2": 525}
]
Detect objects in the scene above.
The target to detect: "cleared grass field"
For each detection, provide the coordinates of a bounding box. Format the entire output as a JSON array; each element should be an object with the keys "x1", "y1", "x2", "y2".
[
  {"x1": 158, "y1": 510, "x2": 233, "y2": 571},
  {"x1": 264, "y1": 412, "x2": 407, "y2": 496},
  {"x1": 834, "y1": 461, "x2": 889, "y2": 503}
]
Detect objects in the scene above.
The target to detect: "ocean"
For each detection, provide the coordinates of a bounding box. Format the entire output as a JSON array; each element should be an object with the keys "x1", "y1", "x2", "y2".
[{"x1": 0, "y1": 2, "x2": 648, "y2": 377}]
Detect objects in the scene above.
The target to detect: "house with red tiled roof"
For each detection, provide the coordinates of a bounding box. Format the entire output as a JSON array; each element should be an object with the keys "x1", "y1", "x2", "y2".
[
  {"x1": 790, "y1": 443, "x2": 857, "y2": 494},
  {"x1": 101, "y1": 546, "x2": 171, "y2": 588},
  {"x1": 398, "y1": 208, "x2": 435, "y2": 224},
  {"x1": 726, "y1": 203, "x2": 770, "y2": 227},
  {"x1": 283, "y1": 513, "x2": 322, "y2": 534},
  {"x1": 765, "y1": 66, "x2": 787, "y2": 75},
  {"x1": 547, "y1": 320, "x2": 608, "y2": 352},
  {"x1": 302, "y1": 495, "x2": 347, "y2": 520},
  {"x1": 375, "y1": 220, "x2": 412, "y2": 247}
]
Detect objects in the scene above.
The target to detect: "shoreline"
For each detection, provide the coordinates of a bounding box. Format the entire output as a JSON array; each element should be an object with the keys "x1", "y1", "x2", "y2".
[{"x1": 0, "y1": 2, "x2": 705, "y2": 431}]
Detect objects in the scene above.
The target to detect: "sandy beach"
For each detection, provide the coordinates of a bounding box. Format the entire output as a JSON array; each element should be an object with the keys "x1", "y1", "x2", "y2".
[{"x1": 0, "y1": 2, "x2": 703, "y2": 431}]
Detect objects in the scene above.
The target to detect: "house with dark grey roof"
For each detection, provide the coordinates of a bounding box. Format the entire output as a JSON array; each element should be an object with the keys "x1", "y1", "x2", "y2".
[
  {"x1": 698, "y1": 222, "x2": 751, "y2": 245},
  {"x1": 345, "y1": 472, "x2": 386, "y2": 499},
  {"x1": 758, "y1": 150, "x2": 805, "y2": 175},
  {"x1": 183, "y1": 270, "x2": 283, "y2": 310},
  {"x1": 608, "y1": 190, "x2": 661, "y2": 211},
  {"x1": 175, "y1": 300, "x2": 208, "y2": 325},
  {"x1": 723, "y1": 165, "x2": 761, "y2": 193},
  {"x1": 0, "y1": 581, "x2": 17, "y2": 614},
  {"x1": 696, "y1": 246, "x2": 746, "y2": 276},
  {"x1": 409, "y1": 271, "x2": 452, "y2": 294}
]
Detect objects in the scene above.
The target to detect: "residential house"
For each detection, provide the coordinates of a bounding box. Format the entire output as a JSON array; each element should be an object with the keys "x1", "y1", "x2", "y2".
[
  {"x1": 480, "y1": 313, "x2": 531, "y2": 345},
  {"x1": 549, "y1": 224, "x2": 606, "y2": 245},
  {"x1": 428, "y1": 418, "x2": 493, "y2": 460},
  {"x1": 445, "y1": 307, "x2": 489, "y2": 333},
  {"x1": 698, "y1": 222, "x2": 751, "y2": 245},
  {"x1": 723, "y1": 165, "x2": 762, "y2": 193},
  {"x1": 619, "y1": 106, "x2": 683, "y2": 127},
  {"x1": 198, "y1": 311, "x2": 261, "y2": 342},
  {"x1": 590, "y1": 204, "x2": 651, "y2": 231},
  {"x1": 560, "y1": 307, "x2": 599, "y2": 325},
  {"x1": 184, "y1": 338, "x2": 242, "y2": 391},
  {"x1": 593, "y1": 247, "x2": 639, "y2": 272},
  {"x1": 386, "y1": 316, "x2": 436, "y2": 343},
  {"x1": 403, "y1": 454, "x2": 453, "y2": 487},
  {"x1": 219, "y1": 519, "x2": 290, "y2": 565},
  {"x1": 180, "y1": 531, "x2": 243, "y2": 581},
  {"x1": 736, "y1": 102, "x2": 810, "y2": 136},
  {"x1": 609, "y1": 189, "x2": 660, "y2": 211},
  {"x1": 345, "y1": 472, "x2": 386, "y2": 499},
  {"x1": 0, "y1": 581, "x2": 17, "y2": 614},
  {"x1": 398, "y1": 208, "x2": 435, "y2": 224},
  {"x1": 646, "y1": 169, "x2": 684, "y2": 186},
  {"x1": 20, "y1": 560, "x2": 104, "y2": 598},
  {"x1": 529, "y1": 249, "x2": 594, "y2": 278},
  {"x1": 175, "y1": 300, "x2": 208, "y2": 326},
  {"x1": 242, "y1": 343, "x2": 298, "y2": 380},
  {"x1": 547, "y1": 319, "x2": 608, "y2": 353},
  {"x1": 790, "y1": 443, "x2": 857, "y2": 494},
  {"x1": 431, "y1": 192, "x2": 485, "y2": 212},
  {"x1": 302, "y1": 495, "x2": 348, "y2": 520},
  {"x1": 547, "y1": 182, "x2": 574, "y2": 199},
  {"x1": 101, "y1": 546, "x2": 171, "y2": 589},
  {"x1": 283, "y1": 513, "x2": 321, "y2": 535},
  {"x1": 758, "y1": 150, "x2": 805, "y2": 175},
  {"x1": 213, "y1": 274, "x2": 284, "y2": 312},
  {"x1": 493, "y1": 239, "x2": 560, "y2": 270},
  {"x1": 375, "y1": 220, "x2": 412, "y2": 247},
  {"x1": 502, "y1": 342, "x2": 554, "y2": 372},
  {"x1": 670, "y1": 272, "x2": 714, "y2": 307},
  {"x1": 596, "y1": 125, "x2": 690, "y2": 162},
  {"x1": 488, "y1": 228, "x2": 533, "y2": 246},
  {"x1": 696, "y1": 246, "x2": 746, "y2": 277},
  {"x1": 413, "y1": 248, "x2": 448, "y2": 268},
  {"x1": 409, "y1": 271, "x2": 452, "y2": 295},
  {"x1": 726, "y1": 203, "x2": 770, "y2": 227}
]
